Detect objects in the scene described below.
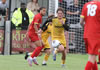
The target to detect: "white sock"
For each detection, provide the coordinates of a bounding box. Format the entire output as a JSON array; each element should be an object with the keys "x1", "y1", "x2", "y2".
[
  {"x1": 28, "y1": 53, "x2": 32, "y2": 56},
  {"x1": 42, "y1": 60, "x2": 46, "y2": 64},
  {"x1": 32, "y1": 57, "x2": 37, "y2": 60},
  {"x1": 54, "y1": 48, "x2": 57, "y2": 51},
  {"x1": 27, "y1": 56, "x2": 32, "y2": 61},
  {"x1": 54, "y1": 48, "x2": 57, "y2": 54}
]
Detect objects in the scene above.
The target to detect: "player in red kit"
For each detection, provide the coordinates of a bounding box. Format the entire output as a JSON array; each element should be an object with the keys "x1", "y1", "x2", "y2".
[
  {"x1": 26, "y1": 7, "x2": 46, "y2": 66},
  {"x1": 80, "y1": 0, "x2": 100, "y2": 70}
]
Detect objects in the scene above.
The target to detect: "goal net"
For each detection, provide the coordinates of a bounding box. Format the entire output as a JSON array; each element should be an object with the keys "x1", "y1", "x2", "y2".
[{"x1": 57, "y1": 0, "x2": 91, "y2": 53}]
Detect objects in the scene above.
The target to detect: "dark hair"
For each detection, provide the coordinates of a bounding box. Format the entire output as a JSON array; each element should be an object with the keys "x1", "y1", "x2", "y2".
[
  {"x1": 38, "y1": 7, "x2": 46, "y2": 12},
  {"x1": 48, "y1": 14, "x2": 54, "y2": 19},
  {"x1": 56, "y1": 7, "x2": 64, "y2": 13},
  {"x1": 32, "y1": 0, "x2": 38, "y2": 3},
  {"x1": 20, "y1": 3, "x2": 26, "y2": 6}
]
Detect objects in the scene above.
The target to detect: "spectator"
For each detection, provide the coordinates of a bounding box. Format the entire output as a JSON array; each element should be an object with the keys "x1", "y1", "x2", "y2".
[
  {"x1": 0, "y1": 0, "x2": 8, "y2": 21},
  {"x1": 64, "y1": 0, "x2": 74, "y2": 8},
  {"x1": 27, "y1": 0, "x2": 40, "y2": 15},
  {"x1": 67, "y1": 0, "x2": 80, "y2": 24},
  {"x1": 11, "y1": 3, "x2": 34, "y2": 29},
  {"x1": 66, "y1": 0, "x2": 81, "y2": 48}
]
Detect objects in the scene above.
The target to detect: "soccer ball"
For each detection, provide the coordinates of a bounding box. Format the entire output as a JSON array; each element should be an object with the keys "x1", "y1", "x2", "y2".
[{"x1": 52, "y1": 40, "x2": 60, "y2": 48}]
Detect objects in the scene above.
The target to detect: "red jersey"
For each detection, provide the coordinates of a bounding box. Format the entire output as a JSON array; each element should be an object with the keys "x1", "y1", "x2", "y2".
[
  {"x1": 28, "y1": 13, "x2": 42, "y2": 34},
  {"x1": 81, "y1": 1, "x2": 100, "y2": 39}
]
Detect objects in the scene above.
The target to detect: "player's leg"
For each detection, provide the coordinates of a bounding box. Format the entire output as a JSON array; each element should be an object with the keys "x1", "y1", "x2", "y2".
[
  {"x1": 26, "y1": 31, "x2": 49, "y2": 57},
  {"x1": 27, "y1": 39, "x2": 44, "y2": 66},
  {"x1": 84, "y1": 38, "x2": 99, "y2": 70},
  {"x1": 85, "y1": 55, "x2": 97, "y2": 70},
  {"x1": 52, "y1": 38, "x2": 58, "y2": 61},
  {"x1": 31, "y1": 40, "x2": 44, "y2": 57},
  {"x1": 53, "y1": 43, "x2": 66, "y2": 66},
  {"x1": 41, "y1": 32, "x2": 51, "y2": 65},
  {"x1": 27, "y1": 40, "x2": 44, "y2": 66},
  {"x1": 25, "y1": 51, "x2": 43, "y2": 66},
  {"x1": 25, "y1": 43, "x2": 36, "y2": 60},
  {"x1": 97, "y1": 51, "x2": 100, "y2": 64},
  {"x1": 52, "y1": 37, "x2": 65, "y2": 61},
  {"x1": 59, "y1": 38, "x2": 67, "y2": 67},
  {"x1": 42, "y1": 40, "x2": 51, "y2": 65},
  {"x1": 94, "y1": 61, "x2": 98, "y2": 70},
  {"x1": 53, "y1": 44, "x2": 65, "y2": 61},
  {"x1": 25, "y1": 44, "x2": 42, "y2": 60},
  {"x1": 42, "y1": 48, "x2": 51, "y2": 66},
  {"x1": 61, "y1": 48, "x2": 66, "y2": 67},
  {"x1": 25, "y1": 52, "x2": 32, "y2": 60}
]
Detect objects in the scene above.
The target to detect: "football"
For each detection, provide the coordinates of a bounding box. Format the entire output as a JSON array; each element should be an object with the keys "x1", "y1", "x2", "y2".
[{"x1": 52, "y1": 40, "x2": 60, "y2": 48}]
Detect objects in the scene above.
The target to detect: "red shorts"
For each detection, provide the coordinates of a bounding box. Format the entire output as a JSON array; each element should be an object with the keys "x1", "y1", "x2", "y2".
[
  {"x1": 28, "y1": 32, "x2": 39, "y2": 42},
  {"x1": 84, "y1": 38, "x2": 100, "y2": 55}
]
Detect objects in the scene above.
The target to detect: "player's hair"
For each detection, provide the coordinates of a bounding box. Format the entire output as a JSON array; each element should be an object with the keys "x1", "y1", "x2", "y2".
[
  {"x1": 38, "y1": 7, "x2": 46, "y2": 12},
  {"x1": 48, "y1": 14, "x2": 54, "y2": 19},
  {"x1": 56, "y1": 7, "x2": 64, "y2": 14},
  {"x1": 31, "y1": 0, "x2": 38, "y2": 3}
]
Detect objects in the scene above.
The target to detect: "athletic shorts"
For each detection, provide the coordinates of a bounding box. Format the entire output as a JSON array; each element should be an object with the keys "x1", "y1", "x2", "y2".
[
  {"x1": 84, "y1": 38, "x2": 100, "y2": 55},
  {"x1": 41, "y1": 31, "x2": 51, "y2": 49},
  {"x1": 28, "y1": 32, "x2": 39, "y2": 42},
  {"x1": 52, "y1": 36, "x2": 67, "y2": 48}
]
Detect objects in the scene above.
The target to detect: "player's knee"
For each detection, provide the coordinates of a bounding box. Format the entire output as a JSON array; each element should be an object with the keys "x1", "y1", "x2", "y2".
[
  {"x1": 46, "y1": 49, "x2": 51, "y2": 55},
  {"x1": 58, "y1": 45, "x2": 64, "y2": 52},
  {"x1": 88, "y1": 55, "x2": 97, "y2": 63},
  {"x1": 35, "y1": 40, "x2": 43, "y2": 47}
]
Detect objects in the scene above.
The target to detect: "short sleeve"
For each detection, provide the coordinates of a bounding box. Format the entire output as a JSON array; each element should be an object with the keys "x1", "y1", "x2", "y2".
[
  {"x1": 80, "y1": 4, "x2": 86, "y2": 18},
  {"x1": 34, "y1": 15, "x2": 41, "y2": 24}
]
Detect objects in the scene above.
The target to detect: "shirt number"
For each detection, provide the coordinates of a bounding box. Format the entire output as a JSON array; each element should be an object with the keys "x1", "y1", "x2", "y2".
[{"x1": 87, "y1": 4, "x2": 97, "y2": 16}]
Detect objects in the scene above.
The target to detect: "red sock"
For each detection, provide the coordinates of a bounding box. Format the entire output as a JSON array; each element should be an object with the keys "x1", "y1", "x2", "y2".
[
  {"x1": 93, "y1": 61, "x2": 98, "y2": 70},
  {"x1": 85, "y1": 61, "x2": 94, "y2": 70},
  {"x1": 99, "y1": 54, "x2": 100, "y2": 62},
  {"x1": 31, "y1": 46, "x2": 44, "y2": 58}
]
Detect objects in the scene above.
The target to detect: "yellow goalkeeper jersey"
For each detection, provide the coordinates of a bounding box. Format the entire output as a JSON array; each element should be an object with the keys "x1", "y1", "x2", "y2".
[{"x1": 51, "y1": 18, "x2": 66, "y2": 37}]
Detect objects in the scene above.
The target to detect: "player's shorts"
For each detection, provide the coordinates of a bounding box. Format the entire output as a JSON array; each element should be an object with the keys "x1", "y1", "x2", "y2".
[
  {"x1": 52, "y1": 36, "x2": 67, "y2": 48},
  {"x1": 84, "y1": 38, "x2": 100, "y2": 55},
  {"x1": 28, "y1": 32, "x2": 39, "y2": 42},
  {"x1": 41, "y1": 31, "x2": 51, "y2": 49}
]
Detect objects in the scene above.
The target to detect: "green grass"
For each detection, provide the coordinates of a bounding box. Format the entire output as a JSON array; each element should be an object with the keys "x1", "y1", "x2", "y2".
[{"x1": 0, "y1": 54, "x2": 100, "y2": 70}]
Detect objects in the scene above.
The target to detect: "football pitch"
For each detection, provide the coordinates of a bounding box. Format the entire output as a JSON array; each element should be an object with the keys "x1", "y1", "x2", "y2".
[{"x1": 0, "y1": 54, "x2": 100, "y2": 70}]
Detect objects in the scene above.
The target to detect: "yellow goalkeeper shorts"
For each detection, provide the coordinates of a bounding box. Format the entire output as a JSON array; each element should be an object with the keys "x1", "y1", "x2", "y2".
[{"x1": 52, "y1": 36, "x2": 67, "y2": 48}]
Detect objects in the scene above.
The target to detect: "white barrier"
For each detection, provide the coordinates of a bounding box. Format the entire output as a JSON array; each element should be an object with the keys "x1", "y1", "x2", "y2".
[{"x1": 4, "y1": 21, "x2": 11, "y2": 55}]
